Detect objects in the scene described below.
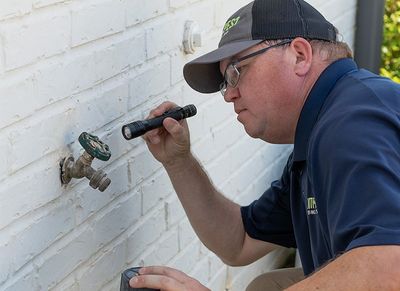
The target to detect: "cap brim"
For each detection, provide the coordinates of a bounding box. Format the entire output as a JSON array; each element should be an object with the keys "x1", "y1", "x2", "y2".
[{"x1": 183, "y1": 39, "x2": 262, "y2": 94}]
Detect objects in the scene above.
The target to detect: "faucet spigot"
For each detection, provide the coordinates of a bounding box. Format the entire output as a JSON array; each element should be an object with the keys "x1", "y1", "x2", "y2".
[{"x1": 60, "y1": 132, "x2": 112, "y2": 192}]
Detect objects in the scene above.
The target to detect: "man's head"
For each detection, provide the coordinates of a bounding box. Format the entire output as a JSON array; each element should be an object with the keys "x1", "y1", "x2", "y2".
[
  {"x1": 183, "y1": 0, "x2": 352, "y2": 143},
  {"x1": 183, "y1": 0, "x2": 342, "y2": 94}
]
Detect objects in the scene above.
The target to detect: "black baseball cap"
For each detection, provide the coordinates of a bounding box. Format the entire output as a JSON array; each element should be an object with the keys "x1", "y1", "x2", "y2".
[{"x1": 183, "y1": 0, "x2": 337, "y2": 93}]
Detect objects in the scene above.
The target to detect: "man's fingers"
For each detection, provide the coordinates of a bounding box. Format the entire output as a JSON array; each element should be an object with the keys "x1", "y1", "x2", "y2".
[
  {"x1": 130, "y1": 274, "x2": 183, "y2": 291},
  {"x1": 163, "y1": 118, "x2": 185, "y2": 140},
  {"x1": 143, "y1": 102, "x2": 181, "y2": 144},
  {"x1": 139, "y1": 266, "x2": 189, "y2": 283},
  {"x1": 147, "y1": 101, "x2": 178, "y2": 119},
  {"x1": 143, "y1": 128, "x2": 162, "y2": 144},
  {"x1": 143, "y1": 118, "x2": 186, "y2": 145}
]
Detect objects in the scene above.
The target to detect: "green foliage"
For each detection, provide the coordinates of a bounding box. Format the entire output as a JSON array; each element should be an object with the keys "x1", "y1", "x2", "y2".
[{"x1": 381, "y1": 0, "x2": 400, "y2": 83}]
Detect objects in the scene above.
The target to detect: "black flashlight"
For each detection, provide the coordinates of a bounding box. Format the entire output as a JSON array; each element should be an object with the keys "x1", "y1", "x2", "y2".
[{"x1": 121, "y1": 104, "x2": 197, "y2": 140}]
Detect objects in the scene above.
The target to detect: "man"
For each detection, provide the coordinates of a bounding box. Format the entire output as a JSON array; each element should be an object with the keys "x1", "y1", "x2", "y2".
[{"x1": 130, "y1": 0, "x2": 400, "y2": 290}]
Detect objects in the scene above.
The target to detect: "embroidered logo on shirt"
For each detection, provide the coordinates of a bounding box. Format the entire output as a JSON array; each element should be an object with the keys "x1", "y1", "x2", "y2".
[{"x1": 307, "y1": 197, "x2": 318, "y2": 215}]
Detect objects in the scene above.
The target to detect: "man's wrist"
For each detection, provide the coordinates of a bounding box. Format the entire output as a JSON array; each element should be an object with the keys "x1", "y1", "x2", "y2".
[{"x1": 163, "y1": 152, "x2": 196, "y2": 173}]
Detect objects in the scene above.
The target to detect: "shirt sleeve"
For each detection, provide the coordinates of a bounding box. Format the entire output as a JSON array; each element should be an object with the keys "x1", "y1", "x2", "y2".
[
  {"x1": 309, "y1": 89, "x2": 400, "y2": 254},
  {"x1": 241, "y1": 154, "x2": 296, "y2": 248}
]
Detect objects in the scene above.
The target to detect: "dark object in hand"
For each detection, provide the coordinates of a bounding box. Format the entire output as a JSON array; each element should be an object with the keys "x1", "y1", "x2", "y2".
[{"x1": 120, "y1": 267, "x2": 160, "y2": 291}]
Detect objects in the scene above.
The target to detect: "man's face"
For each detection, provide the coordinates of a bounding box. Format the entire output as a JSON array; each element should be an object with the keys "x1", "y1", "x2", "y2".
[{"x1": 219, "y1": 41, "x2": 306, "y2": 144}]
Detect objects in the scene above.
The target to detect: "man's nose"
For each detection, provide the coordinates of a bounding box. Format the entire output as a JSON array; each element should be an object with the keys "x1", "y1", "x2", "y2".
[{"x1": 223, "y1": 86, "x2": 239, "y2": 103}]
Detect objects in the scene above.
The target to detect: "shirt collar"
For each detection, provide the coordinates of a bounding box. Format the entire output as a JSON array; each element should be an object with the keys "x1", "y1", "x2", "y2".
[{"x1": 293, "y1": 58, "x2": 358, "y2": 162}]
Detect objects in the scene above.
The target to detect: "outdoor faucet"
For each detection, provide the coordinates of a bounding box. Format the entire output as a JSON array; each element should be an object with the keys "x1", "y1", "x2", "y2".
[{"x1": 60, "y1": 132, "x2": 112, "y2": 192}]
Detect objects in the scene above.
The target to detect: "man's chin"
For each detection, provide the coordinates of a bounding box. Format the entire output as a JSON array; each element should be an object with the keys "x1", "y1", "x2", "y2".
[{"x1": 242, "y1": 124, "x2": 259, "y2": 139}]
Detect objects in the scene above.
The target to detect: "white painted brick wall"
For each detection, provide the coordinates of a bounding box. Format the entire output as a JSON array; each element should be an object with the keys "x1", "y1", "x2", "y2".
[{"x1": 0, "y1": 0, "x2": 357, "y2": 290}]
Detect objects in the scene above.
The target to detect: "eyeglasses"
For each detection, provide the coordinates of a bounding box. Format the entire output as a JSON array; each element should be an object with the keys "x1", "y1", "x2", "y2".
[{"x1": 219, "y1": 39, "x2": 292, "y2": 96}]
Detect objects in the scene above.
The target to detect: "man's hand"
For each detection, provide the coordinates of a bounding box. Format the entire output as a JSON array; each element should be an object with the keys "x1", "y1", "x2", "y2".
[
  {"x1": 129, "y1": 266, "x2": 211, "y2": 291},
  {"x1": 142, "y1": 101, "x2": 191, "y2": 168}
]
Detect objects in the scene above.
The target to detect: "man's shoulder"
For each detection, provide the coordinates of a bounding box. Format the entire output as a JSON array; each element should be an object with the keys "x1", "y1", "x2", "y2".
[
  {"x1": 337, "y1": 69, "x2": 400, "y2": 110},
  {"x1": 309, "y1": 71, "x2": 400, "y2": 159}
]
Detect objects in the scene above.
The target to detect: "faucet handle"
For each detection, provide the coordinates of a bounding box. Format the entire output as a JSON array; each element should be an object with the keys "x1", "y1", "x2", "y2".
[{"x1": 78, "y1": 132, "x2": 111, "y2": 161}]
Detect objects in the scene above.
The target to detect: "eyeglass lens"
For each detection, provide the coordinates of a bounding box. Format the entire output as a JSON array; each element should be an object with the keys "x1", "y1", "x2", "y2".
[{"x1": 225, "y1": 65, "x2": 240, "y2": 87}]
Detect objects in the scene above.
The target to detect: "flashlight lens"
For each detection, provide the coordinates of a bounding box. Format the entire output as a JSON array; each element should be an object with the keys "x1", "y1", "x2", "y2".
[{"x1": 123, "y1": 126, "x2": 132, "y2": 139}]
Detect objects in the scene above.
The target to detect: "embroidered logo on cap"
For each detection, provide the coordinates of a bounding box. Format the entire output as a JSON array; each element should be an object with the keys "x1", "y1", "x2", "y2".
[{"x1": 222, "y1": 16, "x2": 240, "y2": 37}]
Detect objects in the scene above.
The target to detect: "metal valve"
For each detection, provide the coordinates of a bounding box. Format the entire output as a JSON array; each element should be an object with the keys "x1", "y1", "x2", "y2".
[{"x1": 60, "y1": 132, "x2": 112, "y2": 192}]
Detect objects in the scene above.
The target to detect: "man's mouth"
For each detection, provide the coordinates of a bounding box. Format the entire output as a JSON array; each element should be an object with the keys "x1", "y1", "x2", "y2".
[{"x1": 235, "y1": 108, "x2": 245, "y2": 114}]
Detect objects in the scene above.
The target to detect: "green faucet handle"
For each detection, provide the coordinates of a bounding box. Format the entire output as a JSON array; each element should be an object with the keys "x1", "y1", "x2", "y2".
[{"x1": 78, "y1": 132, "x2": 111, "y2": 161}]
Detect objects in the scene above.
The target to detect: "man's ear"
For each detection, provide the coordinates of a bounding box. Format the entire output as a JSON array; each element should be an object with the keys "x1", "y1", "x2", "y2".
[{"x1": 290, "y1": 38, "x2": 313, "y2": 76}]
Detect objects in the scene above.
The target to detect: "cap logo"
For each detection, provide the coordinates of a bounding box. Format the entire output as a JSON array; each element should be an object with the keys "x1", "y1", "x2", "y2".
[{"x1": 222, "y1": 16, "x2": 240, "y2": 37}]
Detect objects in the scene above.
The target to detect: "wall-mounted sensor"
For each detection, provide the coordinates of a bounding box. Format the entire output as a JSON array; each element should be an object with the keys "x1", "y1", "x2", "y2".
[{"x1": 183, "y1": 21, "x2": 203, "y2": 54}]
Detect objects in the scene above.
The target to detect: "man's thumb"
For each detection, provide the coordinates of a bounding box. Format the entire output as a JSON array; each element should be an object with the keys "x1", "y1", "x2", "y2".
[{"x1": 163, "y1": 118, "x2": 184, "y2": 139}]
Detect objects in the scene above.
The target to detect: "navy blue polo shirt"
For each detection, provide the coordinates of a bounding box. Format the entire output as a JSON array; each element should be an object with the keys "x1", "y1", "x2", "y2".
[{"x1": 241, "y1": 58, "x2": 400, "y2": 275}]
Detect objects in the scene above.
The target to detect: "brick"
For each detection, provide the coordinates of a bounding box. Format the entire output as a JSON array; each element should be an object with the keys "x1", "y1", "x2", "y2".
[
  {"x1": 1, "y1": 265, "x2": 36, "y2": 291},
  {"x1": 169, "y1": 0, "x2": 189, "y2": 9},
  {"x1": 92, "y1": 192, "x2": 141, "y2": 248},
  {"x1": 0, "y1": 135, "x2": 12, "y2": 181},
  {"x1": 128, "y1": 57, "x2": 171, "y2": 110},
  {"x1": 207, "y1": 267, "x2": 227, "y2": 291},
  {"x1": 35, "y1": 228, "x2": 95, "y2": 290},
  {"x1": 169, "y1": 241, "x2": 200, "y2": 272},
  {"x1": 202, "y1": 98, "x2": 235, "y2": 129},
  {"x1": 169, "y1": 0, "x2": 206, "y2": 9},
  {"x1": 0, "y1": 154, "x2": 62, "y2": 230},
  {"x1": 180, "y1": 1, "x2": 215, "y2": 33},
  {"x1": 189, "y1": 257, "x2": 209, "y2": 286},
  {"x1": 2, "y1": 13, "x2": 70, "y2": 70},
  {"x1": 99, "y1": 277, "x2": 121, "y2": 291},
  {"x1": 72, "y1": 82, "x2": 129, "y2": 134},
  {"x1": 74, "y1": 161, "x2": 131, "y2": 225},
  {"x1": 0, "y1": 1, "x2": 32, "y2": 20},
  {"x1": 178, "y1": 219, "x2": 197, "y2": 250},
  {"x1": 33, "y1": 53, "x2": 97, "y2": 104},
  {"x1": 96, "y1": 113, "x2": 144, "y2": 164},
  {"x1": 141, "y1": 171, "x2": 173, "y2": 214},
  {"x1": 36, "y1": 193, "x2": 140, "y2": 289},
  {"x1": 0, "y1": 200, "x2": 74, "y2": 284},
  {"x1": 98, "y1": 280, "x2": 121, "y2": 291},
  {"x1": 126, "y1": 209, "x2": 166, "y2": 262},
  {"x1": 33, "y1": 0, "x2": 67, "y2": 8},
  {"x1": 192, "y1": 116, "x2": 243, "y2": 165},
  {"x1": 170, "y1": 50, "x2": 185, "y2": 85},
  {"x1": 76, "y1": 239, "x2": 127, "y2": 291},
  {"x1": 51, "y1": 276, "x2": 78, "y2": 291},
  {"x1": 0, "y1": 74, "x2": 36, "y2": 130},
  {"x1": 145, "y1": 19, "x2": 182, "y2": 59},
  {"x1": 94, "y1": 34, "x2": 146, "y2": 83},
  {"x1": 127, "y1": 146, "x2": 164, "y2": 186},
  {"x1": 208, "y1": 255, "x2": 224, "y2": 282},
  {"x1": 126, "y1": 0, "x2": 168, "y2": 26},
  {"x1": 8, "y1": 109, "x2": 74, "y2": 172},
  {"x1": 228, "y1": 138, "x2": 263, "y2": 172},
  {"x1": 141, "y1": 230, "x2": 179, "y2": 265},
  {"x1": 71, "y1": 0, "x2": 125, "y2": 47}
]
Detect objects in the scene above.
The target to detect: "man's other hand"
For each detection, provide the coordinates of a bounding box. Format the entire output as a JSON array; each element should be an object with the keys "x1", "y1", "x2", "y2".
[{"x1": 130, "y1": 266, "x2": 211, "y2": 291}]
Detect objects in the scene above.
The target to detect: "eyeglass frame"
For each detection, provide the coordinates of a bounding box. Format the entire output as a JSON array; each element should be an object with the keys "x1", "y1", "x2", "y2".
[{"x1": 219, "y1": 39, "x2": 293, "y2": 96}]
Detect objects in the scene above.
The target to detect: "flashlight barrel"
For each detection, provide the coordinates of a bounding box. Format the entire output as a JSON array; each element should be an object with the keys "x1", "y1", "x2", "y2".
[{"x1": 122, "y1": 104, "x2": 197, "y2": 140}]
